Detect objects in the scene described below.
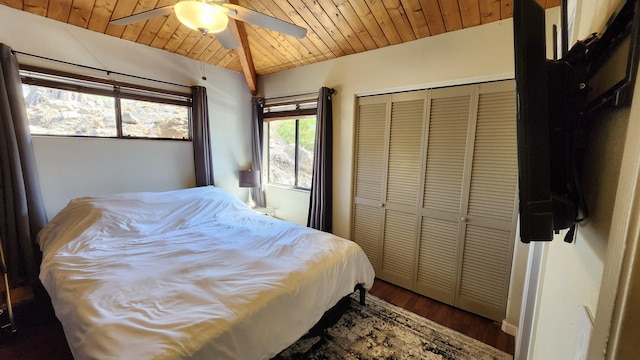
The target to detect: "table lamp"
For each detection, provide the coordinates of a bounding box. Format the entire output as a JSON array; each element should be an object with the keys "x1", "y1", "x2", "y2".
[{"x1": 239, "y1": 169, "x2": 260, "y2": 208}]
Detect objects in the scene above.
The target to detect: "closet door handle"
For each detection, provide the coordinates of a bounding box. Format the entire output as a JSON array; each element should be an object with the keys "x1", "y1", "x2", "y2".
[
  {"x1": 460, "y1": 216, "x2": 468, "y2": 222},
  {"x1": 378, "y1": 203, "x2": 385, "y2": 208}
]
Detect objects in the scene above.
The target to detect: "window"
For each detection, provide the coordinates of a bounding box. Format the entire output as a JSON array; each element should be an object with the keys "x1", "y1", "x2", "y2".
[
  {"x1": 265, "y1": 99, "x2": 317, "y2": 190},
  {"x1": 20, "y1": 66, "x2": 192, "y2": 139}
]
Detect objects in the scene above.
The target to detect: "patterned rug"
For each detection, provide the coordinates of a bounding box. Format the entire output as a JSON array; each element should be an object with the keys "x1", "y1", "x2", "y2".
[{"x1": 275, "y1": 293, "x2": 513, "y2": 360}]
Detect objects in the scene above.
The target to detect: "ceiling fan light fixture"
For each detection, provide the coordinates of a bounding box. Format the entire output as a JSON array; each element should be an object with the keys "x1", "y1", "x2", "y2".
[{"x1": 174, "y1": 0, "x2": 229, "y2": 35}]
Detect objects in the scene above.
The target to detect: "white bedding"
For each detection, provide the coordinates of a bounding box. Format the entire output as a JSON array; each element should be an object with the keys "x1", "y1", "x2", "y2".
[{"x1": 37, "y1": 186, "x2": 375, "y2": 360}]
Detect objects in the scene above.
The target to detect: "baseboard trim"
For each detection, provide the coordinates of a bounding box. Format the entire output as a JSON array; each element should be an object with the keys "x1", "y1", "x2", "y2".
[{"x1": 501, "y1": 320, "x2": 518, "y2": 336}]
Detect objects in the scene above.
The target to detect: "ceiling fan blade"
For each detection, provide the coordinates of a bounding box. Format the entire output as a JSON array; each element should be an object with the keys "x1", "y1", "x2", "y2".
[
  {"x1": 221, "y1": 4, "x2": 307, "y2": 39},
  {"x1": 110, "y1": 6, "x2": 175, "y2": 25},
  {"x1": 215, "y1": 27, "x2": 238, "y2": 49}
]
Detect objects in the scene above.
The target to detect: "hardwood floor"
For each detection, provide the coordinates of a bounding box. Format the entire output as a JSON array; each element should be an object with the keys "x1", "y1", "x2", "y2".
[
  {"x1": 1, "y1": 279, "x2": 515, "y2": 359},
  {"x1": 368, "y1": 278, "x2": 515, "y2": 355}
]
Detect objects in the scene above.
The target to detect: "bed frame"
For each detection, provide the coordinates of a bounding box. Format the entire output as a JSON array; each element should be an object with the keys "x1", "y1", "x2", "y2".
[{"x1": 302, "y1": 283, "x2": 366, "y2": 339}]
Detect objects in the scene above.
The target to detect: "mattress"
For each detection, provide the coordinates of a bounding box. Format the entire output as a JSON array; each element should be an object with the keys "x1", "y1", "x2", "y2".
[{"x1": 37, "y1": 186, "x2": 375, "y2": 360}]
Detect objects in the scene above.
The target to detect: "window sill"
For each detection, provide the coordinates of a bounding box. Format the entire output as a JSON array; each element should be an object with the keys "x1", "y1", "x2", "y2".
[{"x1": 265, "y1": 183, "x2": 310, "y2": 193}]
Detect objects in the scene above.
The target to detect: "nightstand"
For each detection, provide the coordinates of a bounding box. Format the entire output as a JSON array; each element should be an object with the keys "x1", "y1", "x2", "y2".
[{"x1": 252, "y1": 207, "x2": 276, "y2": 217}]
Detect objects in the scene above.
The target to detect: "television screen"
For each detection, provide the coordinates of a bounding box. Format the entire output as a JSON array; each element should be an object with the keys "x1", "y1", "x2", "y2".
[{"x1": 513, "y1": 0, "x2": 554, "y2": 242}]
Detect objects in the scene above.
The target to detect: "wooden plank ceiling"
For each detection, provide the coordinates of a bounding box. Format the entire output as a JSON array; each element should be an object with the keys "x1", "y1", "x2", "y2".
[{"x1": 1, "y1": 0, "x2": 560, "y2": 93}]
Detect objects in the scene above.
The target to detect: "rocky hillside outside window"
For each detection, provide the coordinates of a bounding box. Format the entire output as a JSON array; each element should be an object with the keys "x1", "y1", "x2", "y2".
[
  {"x1": 19, "y1": 66, "x2": 192, "y2": 140},
  {"x1": 264, "y1": 99, "x2": 317, "y2": 190}
]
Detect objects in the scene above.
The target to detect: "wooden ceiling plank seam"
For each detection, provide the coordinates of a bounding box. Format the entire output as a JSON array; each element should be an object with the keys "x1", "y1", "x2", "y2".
[
  {"x1": 500, "y1": 0, "x2": 512, "y2": 19},
  {"x1": 148, "y1": 12, "x2": 182, "y2": 50},
  {"x1": 246, "y1": 25, "x2": 311, "y2": 69},
  {"x1": 243, "y1": 3, "x2": 317, "y2": 69},
  {"x1": 134, "y1": 15, "x2": 169, "y2": 45},
  {"x1": 217, "y1": 56, "x2": 242, "y2": 72},
  {"x1": 103, "y1": 0, "x2": 138, "y2": 37},
  {"x1": 385, "y1": 0, "x2": 421, "y2": 41},
  {"x1": 478, "y1": 0, "x2": 501, "y2": 24},
  {"x1": 22, "y1": 0, "x2": 47, "y2": 16},
  {"x1": 246, "y1": 31, "x2": 289, "y2": 69},
  {"x1": 398, "y1": 0, "x2": 431, "y2": 39},
  {"x1": 248, "y1": 0, "x2": 329, "y2": 61},
  {"x1": 46, "y1": 0, "x2": 73, "y2": 23},
  {"x1": 1, "y1": 0, "x2": 23, "y2": 9},
  {"x1": 174, "y1": 32, "x2": 203, "y2": 57},
  {"x1": 458, "y1": 0, "x2": 482, "y2": 28},
  {"x1": 209, "y1": 45, "x2": 240, "y2": 69},
  {"x1": 419, "y1": 0, "x2": 447, "y2": 35},
  {"x1": 67, "y1": 0, "x2": 94, "y2": 28},
  {"x1": 225, "y1": 56, "x2": 243, "y2": 73},
  {"x1": 252, "y1": 28, "x2": 307, "y2": 69},
  {"x1": 437, "y1": 0, "x2": 464, "y2": 32},
  {"x1": 363, "y1": 0, "x2": 404, "y2": 45},
  {"x1": 242, "y1": 38, "x2": 274, "y2": 72},
  {"x1": 311, "y1": 0, "x2": 366, "y2": 54},
  {"x1": 238, "y1": 7, "x2": 313, "y2": 67},
  {"x1": 197, "y1": 39, "x2": 224, "y2": 63},
  {"x1": 251, "y1": 0, "x2": 329, "y2": 62},
  {"x1": 87, "y1": 0, "x2": 118, "y2": 33},
  {"x1": 345, "y1": 0, "x2": 391, "y2": 48},
  {"x1": 186, "y1": 35, "x2": 217, "y2": 60},
  {"x1": 161, "y1": 24, "x2": 192, "y2": 53},
  {"x1": 120, "y1": 0, "x2": 160, "y2": 42},
  {"x1": 288, "y1": 0, "x2": 346, "y2": 57},
  {"x1": 135, "y1": 0, "x2": 176, "y2": 45},
  {"x1": 203, "y1": 39, "x2": 236, "y2": 65},
  {"x1": 330, "y1": 0, "x2": 378, "y2": 51}
]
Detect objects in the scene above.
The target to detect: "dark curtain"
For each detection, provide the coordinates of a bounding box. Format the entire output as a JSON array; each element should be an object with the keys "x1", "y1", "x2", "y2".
[
  {"x1": 192, "y1": 86, "x2": 215, "y2": 186},
  {"x1": 251, "y1": 97, "x2": 266, "y2": 207},
  {"x1": 307, "y1": 87, "x2": 335, "y2": 232},
  {"x1": 0, "y1": 43, "x2": 48, "y2": 288}
]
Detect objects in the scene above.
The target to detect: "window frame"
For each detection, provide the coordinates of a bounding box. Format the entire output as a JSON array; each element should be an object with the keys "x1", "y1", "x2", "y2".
[
  {"x1": 20, "y1": 65, "x2": 193, "y2": 140},
  {"x1": 264, "y1": 98, "x2": 318, "y2": 190}
]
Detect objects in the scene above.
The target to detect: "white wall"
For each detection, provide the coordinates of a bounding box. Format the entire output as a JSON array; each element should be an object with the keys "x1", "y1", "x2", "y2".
[
  {"x1": 32, "y1": 137, "x2": 194, "y2": 218},
  {"x1": 0, "y1": 5, "x2": 253, "y2": 218},
  {"x1": 530, "y1": 107, "x2": 629, "y2": 360}
]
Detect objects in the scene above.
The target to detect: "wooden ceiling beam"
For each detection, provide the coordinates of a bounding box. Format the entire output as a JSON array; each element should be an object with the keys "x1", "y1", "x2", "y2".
[{"x1": 228, "y1": 0, "x2": 257, "y2": 95}]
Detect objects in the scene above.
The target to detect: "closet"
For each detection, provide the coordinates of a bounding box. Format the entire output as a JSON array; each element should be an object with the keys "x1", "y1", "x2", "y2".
[{"x1": 352, "y1": 80, "x2": 518, "y2": 321}]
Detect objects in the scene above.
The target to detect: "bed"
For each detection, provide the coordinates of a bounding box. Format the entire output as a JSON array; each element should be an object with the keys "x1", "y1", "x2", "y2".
[{"x1": 36, "y1": 186, "x2": 375, "y2": 360}]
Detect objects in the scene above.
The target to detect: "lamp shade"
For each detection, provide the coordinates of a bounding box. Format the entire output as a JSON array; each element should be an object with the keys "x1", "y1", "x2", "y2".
[
  {"x1": 239, "y1": 170, "x2": 261, "y2": 188},
  {"x1": 174, "y1": 0, "x2": 229, "y2": 35}
]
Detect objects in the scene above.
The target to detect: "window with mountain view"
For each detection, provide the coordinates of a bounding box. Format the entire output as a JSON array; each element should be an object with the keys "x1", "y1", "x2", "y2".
[
  {"x1": 20, "y1": 68, "x2": 191, "y2": 140},
  {"x1": 267, "y1": 116, "x2": 316, "y2": 189}
]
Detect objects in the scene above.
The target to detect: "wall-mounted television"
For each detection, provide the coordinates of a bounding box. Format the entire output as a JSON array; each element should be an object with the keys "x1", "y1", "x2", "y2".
[{"x1": 513, "y1": 0, "x2": 640, "y2": 243}]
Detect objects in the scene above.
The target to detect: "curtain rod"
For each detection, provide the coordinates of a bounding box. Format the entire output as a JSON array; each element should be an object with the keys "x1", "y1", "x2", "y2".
[
  {"x1": 12, "y1": 50, "x2": 190, "y2": 89},
  {"x1": 265, "y1": 91, "x2": 319, "y2": 101}
]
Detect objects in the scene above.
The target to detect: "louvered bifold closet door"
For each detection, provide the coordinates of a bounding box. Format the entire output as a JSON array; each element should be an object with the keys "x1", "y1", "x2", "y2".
[
  {"x1": 379, "y1": 91, "x2": 427, "y2": 289},
  {"x1": 456, "y1": 81, "x2": 518, "y2": 322},
  {"x1": 352, "y1": 95, "x2": 389, "y2": 273},
  {"x1": 415, "y1": 85, "x2": 474, "y2": 305}
]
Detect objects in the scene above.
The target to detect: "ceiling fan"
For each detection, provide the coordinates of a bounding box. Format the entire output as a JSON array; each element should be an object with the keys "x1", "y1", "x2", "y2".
[{"x1": 110, "y1": 0, "x2": 308, "y2": 50}]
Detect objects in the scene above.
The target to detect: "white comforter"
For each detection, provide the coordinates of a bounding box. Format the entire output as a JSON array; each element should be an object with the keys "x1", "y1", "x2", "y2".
[{"x1": 38, "y1": 186, "x2": 375, "y2": 360}]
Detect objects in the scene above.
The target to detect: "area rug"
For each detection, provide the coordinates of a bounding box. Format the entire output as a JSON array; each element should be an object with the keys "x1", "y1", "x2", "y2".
[{"x1": 275, "y1": 293, "x2": 513, "y2": 360}]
